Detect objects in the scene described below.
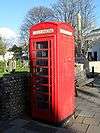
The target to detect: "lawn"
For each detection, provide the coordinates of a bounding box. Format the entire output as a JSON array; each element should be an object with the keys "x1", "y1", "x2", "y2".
[
  {"x1": 0, "y1": 60, "x2": 30, "y2": 77},
  {"x1": 0, "y1": 61, "x2": 6, "y2": 77}
]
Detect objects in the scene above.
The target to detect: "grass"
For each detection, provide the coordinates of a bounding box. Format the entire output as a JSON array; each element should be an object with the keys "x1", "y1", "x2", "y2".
[
  {"x1": 16, "y1": 60, "x2": 30, "y2": 72},
  {"x1": 0, "y1": 61, "x2": 6, "y2": 77},
  {"x1": 0, "y1": 60, "x2": 30, "y2": 77}
]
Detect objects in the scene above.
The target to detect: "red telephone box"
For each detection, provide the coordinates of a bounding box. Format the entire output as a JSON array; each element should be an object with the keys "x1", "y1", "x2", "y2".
[{"x1": 29, "y1": 22, "x2": 75, "y2": 124}]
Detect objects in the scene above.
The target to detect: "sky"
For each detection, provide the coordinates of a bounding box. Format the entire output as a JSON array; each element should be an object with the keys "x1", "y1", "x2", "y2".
[
  {"x1": 0, "y1": 0, "x2": 52, "y2": 33},
  {"x1": 95, "y1": 0, "x2": 100, "y2": 28},
  {"x1": 0, "y1": 0, "x2": 100, "y2": 34}
]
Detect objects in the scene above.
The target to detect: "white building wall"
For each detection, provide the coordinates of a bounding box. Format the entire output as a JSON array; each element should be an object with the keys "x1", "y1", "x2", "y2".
[
  {"x1": 88, "y1": 43, "x2": 100, "y2": 60},
  {"x1": 89, "y1": 61, "x2": 100, "y2": 73},
  {"x1": 76, "y1": 62, "x2": 100, "y2": 73}
]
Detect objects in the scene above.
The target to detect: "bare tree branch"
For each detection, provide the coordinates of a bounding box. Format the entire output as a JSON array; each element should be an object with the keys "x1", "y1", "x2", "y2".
[{"x1": 20, "y1": 6, "x2": 55, "y2": 44}]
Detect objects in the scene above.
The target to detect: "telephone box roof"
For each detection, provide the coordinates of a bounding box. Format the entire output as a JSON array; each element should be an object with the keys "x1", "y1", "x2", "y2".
[{"x1": 29, "y1": 21, "x2": 74, "y2": 31}]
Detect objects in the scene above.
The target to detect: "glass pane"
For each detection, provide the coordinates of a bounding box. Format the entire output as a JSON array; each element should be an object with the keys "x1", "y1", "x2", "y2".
[
  {"x1": 37, "y1": 101, "x2": 48, "y2": 110},
  {"x1": 36, "y1": 41, "x2": 48, "y2": 49},
  {"x1": 36, "y1": 50, "x2": 48, "y2": 57},
  {"x1": 36, "y1": 59, "x2": 48, "y2": 66},
  {"x1": 36, "y1": 68, "x2": 48, "y2": 76},
  {"x1": 36, "y1": 94, "x2": 48, "y2": 102},
  {"x1": 36, "y1": 77, "x2": 48, "y2": 84},
  {"x1": 36, "y1": 94, "x2": 49, "y2": 110},
  {"x1": 36, "y1": 86, "x2": 48, "y2": 93}
]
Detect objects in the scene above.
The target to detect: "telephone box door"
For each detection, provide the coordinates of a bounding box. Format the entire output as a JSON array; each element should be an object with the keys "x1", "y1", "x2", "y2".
[{"x1": 30, "y1": 37, "x2": 54, "y2": 121}]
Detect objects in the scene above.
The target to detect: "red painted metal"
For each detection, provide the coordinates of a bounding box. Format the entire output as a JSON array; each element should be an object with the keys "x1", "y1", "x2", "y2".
[{"x1": 29, "y1": 22, "x2": 75, "y2": 123}]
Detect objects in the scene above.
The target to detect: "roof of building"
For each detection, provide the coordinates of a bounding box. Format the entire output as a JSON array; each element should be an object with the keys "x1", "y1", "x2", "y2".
[{"x1": 90, "y1": 28, "x2": 100, "y2": 33}]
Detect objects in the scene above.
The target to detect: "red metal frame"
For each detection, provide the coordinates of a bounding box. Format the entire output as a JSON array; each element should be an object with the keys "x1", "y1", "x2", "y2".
[{"x1": 29, "y1": 22, "x2": 75, "y2": 123}]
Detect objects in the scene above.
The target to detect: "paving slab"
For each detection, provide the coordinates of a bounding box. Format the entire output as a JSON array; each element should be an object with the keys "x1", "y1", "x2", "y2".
[
  {"x1": 78, "y1": 111, "x2": 95, "y2": 118},
  {"x1": 87, "y1": 125, "x2": 100, "y2": 133},
  {"x1": 10, "y1": 118, "x2": 28, "y2": 127},
  {"x1": 69, "y1": 123, "x2": 89, "y2": 133},
  {"x1": 3, "y1": 127, "x2": 25, "y2": 133},
  {"x1": 0, "y1": 121, "x2": 14, "y2": 132},
  {"x1": 94, "y1": 113, "x2": 100, "y2": 120},
  {"x1": 68, "y1": 116, "x2": 85, "y2": 124},
  {"x1": 83, "y1": 117, "x2": 100, "y2": 126},
  {"x1": 22, "y1": 120, "x2": 75, "y2": 133},
  {"x1": 75, "y1": 116, "x2": 85, "y2": 124}
]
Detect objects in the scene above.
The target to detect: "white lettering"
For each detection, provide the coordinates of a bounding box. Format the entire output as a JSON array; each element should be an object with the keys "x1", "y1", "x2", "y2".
[
  {"x1": 60, "y1": 29, "x2": 72, "y2": 36},
  {"x1": 33, "y1": 29, "x2": 54, "y2": 35}
]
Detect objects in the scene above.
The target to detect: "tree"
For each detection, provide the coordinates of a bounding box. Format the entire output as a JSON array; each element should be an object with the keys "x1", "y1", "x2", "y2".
[
  {"x1": 52, "y1": 0, "x2": 95, "y2": 53},
  {"x1": 9, "y1": 45, "x2": 23, "y2": 58},
  {"x1": 0, "y1": 37, "x2": 6, "y2": 55},
  {"x1": 9, "y1": 45, "x2": 23, "y2": 55},
  {"x1": 52, "y1": 0, "x2": 77, "y2": 25},
  {"x1": 52, "y1": 0, "x2": 95, "y2": 31},
  {"x1": 78, "y1": 0, "x2": 95, "y2": 34},
  {"x1": 20, "y1": 6, "x2": 55, "y2": 44}
]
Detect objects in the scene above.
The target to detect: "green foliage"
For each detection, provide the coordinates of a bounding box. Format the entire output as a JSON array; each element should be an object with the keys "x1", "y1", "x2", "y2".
[
  {"x1": 9, "y1": 45, "x2": 23, "y2": 59},
  {"x1": 16, "y1": 60, "x2": 29, "y2": 72},
  {"x1": 0, "y1": 61, "x2": 5, "y2": 73},
  {"x1": 9, "y1": 45, "x2": 22, "y2": 53},
  {"x1": 0, "y1": 38, "x2": 6, "y2": 55},
  {"x1": 0, "y1": 60, "x2": 29, "y2": 77}
]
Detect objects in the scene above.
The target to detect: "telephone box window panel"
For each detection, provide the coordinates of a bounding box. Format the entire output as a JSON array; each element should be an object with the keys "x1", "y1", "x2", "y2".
[
  {"x1": 36, "y1": 41, "x2": 48, "y2": 49},
  {"x1": 35, "y1": 76, "x2": 48, "y2": 84},
  {"x1": 35, "y1": 68, "x2": 48, "y2": 76},
  {"x1": 37, "y1": 101, "x2": 49, "y2": 111},
  {"x1": 36, "y1": 50, "x2": 48, "y2": 58},
  {"x1": 29, "y1": 22, "x2": 75, "y2": 123},
  {"x1": 36, "y1": 59, "x2": 48, "y2": 66},
  {"x1": 34, "y1": 85, "x2": 49, "y2": 93}
]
